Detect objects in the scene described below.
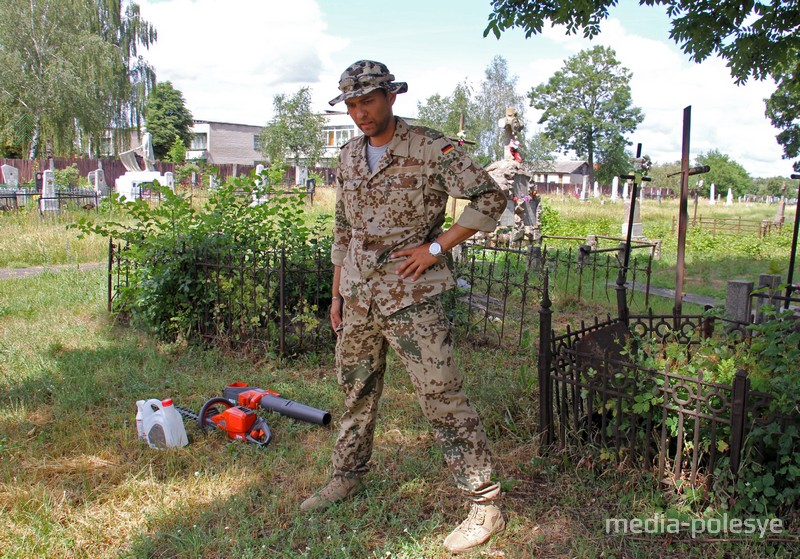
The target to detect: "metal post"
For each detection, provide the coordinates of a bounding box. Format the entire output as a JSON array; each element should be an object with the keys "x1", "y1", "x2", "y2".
[
  {"x1": 675, "y1": 107, "x2": 691, "y2": 316},
  {"x1": 729, "y1": 370, "x2": 749, "y2": 475},
  {"x1": 538, "y1": 271, "x2": 554, "y2": 444},
  {"x1": 785, "y1": 174, "x2": 800, "y2": 309}
]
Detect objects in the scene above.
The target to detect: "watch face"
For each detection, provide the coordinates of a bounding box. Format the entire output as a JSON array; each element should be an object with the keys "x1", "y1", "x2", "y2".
[{"x1": 429, "y1": 242, "x2": 442, "y2": 256}]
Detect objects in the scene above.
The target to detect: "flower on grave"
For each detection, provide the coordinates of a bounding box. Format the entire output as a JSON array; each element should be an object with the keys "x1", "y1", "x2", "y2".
[
  {"x1": 509, "y1": 138, "x2": 522, "y2": 163},
  {"x1": 633, "y1": 154, "x2": 652, "y2": 175}
]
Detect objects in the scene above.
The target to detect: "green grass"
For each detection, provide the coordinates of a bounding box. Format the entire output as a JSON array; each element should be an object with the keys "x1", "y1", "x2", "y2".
[
  {"x1": 1, "y1": 267, "x2": 797, "y2": 558},
  {"x1": 1, "y1": 190, "x2": 798, "y2": 558}
]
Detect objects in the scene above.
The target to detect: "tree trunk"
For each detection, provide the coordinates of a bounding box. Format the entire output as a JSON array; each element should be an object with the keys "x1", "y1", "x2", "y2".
[{"x1": 27, "y1": 119, "x2": 40, "y2": 160}]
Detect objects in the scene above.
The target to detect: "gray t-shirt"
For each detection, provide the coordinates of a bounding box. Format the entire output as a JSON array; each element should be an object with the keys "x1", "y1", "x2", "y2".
[{"x1": 366, "y1": 142, "x2": 388, "y2": 174}]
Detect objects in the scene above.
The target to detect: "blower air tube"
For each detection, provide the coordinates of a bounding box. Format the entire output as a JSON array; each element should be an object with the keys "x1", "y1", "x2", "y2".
[
  {"x1": 258, "y1": 394, "x2": 332, "y2": 426},
  {"x1": 221, "y1": 384, "x2": 331, "y2": 426}
]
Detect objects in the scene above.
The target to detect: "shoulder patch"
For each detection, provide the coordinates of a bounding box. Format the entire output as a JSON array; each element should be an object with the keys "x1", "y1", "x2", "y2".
[{"x1": 441, "y1": 144, "x2": 455, "y2": 155}]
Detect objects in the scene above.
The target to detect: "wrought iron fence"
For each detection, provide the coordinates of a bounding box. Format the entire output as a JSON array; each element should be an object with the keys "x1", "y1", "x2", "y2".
[
  {"x1": 451, "y1": 240, "x2": 653, "y2": 347},
  {"x1": 108, "y1": 238, "x2": 335, "y2": 356},
  {"x1": 537, "y1": 281, "x2": 799, "y2": 487},
  {"x1": 108, "y1": 235, "x2": 655, "y2": 353},
  {"x1": 0, "y1": 188, "x2": 101, "y2": 212}
]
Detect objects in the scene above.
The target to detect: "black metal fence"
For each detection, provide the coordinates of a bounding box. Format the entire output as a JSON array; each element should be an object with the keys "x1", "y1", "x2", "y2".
[
  {"x1": 108, "y1": 239, "x2": 335, "y2": 356},
  {"x1": 537, "y1": 277, "x2": 799, "y2": 487},
  {"x1": 451, "y1": 240, "x2": 653, "y2": 346},
  {"x1": 0, "y1": 188, "x2": 101, "y2": 212}
]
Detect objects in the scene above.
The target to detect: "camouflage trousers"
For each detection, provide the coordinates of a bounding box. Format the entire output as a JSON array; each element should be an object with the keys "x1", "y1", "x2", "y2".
[{"x1": 332, "y1": 297, "x2": 500, "y2": 503}]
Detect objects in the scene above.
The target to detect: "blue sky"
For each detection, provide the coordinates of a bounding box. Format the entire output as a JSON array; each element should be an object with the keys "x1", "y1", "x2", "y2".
[{"x1": 138, "y1": 0, "x2": 788, "y2": 178}]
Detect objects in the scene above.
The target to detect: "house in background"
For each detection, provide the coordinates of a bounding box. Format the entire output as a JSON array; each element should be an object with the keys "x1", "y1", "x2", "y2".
[
  {"x1": 321, "y1": 111, "x2": 360, "y2": 161},
  {"x1": 186, "y1": 120, "x2": 264, "y2": 166},
  {"x1": 531, "y1": 161, "x2": 590, "y2": 193}
]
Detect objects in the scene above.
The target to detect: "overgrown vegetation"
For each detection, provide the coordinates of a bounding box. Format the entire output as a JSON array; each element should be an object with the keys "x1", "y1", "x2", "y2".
[{"x1": 70, "y1": 171, "x2": 332, "y2": 343}]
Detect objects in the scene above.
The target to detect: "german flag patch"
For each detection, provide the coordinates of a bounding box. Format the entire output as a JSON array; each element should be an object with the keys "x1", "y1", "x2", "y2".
[{"x1": 441, "y1": 144, "x2": 454, "y2": 155}]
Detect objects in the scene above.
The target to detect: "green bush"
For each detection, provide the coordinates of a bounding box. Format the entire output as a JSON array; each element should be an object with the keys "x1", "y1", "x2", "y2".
[{"x1": 70, "y1": 169, "x2": 332, "y2": 342}]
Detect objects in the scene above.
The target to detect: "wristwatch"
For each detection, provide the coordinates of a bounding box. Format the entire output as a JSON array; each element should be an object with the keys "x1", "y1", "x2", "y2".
[{"x1": 428, "y1": 241, "x2": 443, "y2": 256}]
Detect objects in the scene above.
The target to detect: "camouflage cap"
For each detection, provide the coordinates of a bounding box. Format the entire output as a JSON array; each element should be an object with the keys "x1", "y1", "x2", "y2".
[{"x1": 329, "y1": 60, "x2": 408, "y2": 106}]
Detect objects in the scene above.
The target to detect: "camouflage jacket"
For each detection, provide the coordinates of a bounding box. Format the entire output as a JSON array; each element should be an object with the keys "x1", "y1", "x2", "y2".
[{"x1": 333, "y1": 117, "x2": 507, "y2": 316}]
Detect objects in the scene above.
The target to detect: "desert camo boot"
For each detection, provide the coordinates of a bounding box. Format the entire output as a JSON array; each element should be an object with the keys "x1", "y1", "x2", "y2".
[
  {"x1": 300, "y1": 476, "x2": 363, "y2": 512},
  {"x1": 443, "y1": 502, "x2": 505, "y2": 553}
]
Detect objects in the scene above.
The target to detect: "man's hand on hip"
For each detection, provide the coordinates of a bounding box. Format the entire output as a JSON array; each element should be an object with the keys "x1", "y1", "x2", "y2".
[{"x1": 392, "y1": 244, "x2": 440, "y2": 282}]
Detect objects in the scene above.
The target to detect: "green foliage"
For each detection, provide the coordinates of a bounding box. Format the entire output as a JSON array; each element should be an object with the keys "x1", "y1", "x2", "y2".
[
  {"x1": 622, "y1": 309, "x2": 800, "y2": 519},
  {"x1": 529, "y1": 46, "x2": 644, "y2": 186},
  {"x1": 695, "y1": 149, "x2": 753, "y2": 197},
  {"x1": 765, "y1": 73, "x2": 800, "y2": 172},
  {"x1": 485, "y1": 0, "x2": 798, "y2": 84},
  {"x1": 537, "y1": 201, "x2": 561, "y2": 236},
  {"x1": 594, "y1": 138, "x2": 632, "y2": 185},
  {"x1": 485, "y1": 0, "x2": 800, "y2": 175},
  {"x1": 70, "y1": 169, "x2": 332, "y2": 342},
  {"x1": 648, "y1": 160, "x2": 682, "y2": 194},
  {"x1": 0, "y1": 0, "x2": 156, "y2": 158},
  {"x1": 258, "y1": 87, "x2": 326, "y2": 169},
  {"x1": 145, "y1": 81, "x2": 194, "y2": 161},
  {"x1": 165, "y1": 138, "x2": 187, "y2": 163},
  {"x1": 753, "y1": 176, "x2": 791, "y2": 197},
  {"x1": 414, "y1": 56, "x2": 528, "y2": 164},
  {"x1": 416, "y1": 81, "x2": 480, "y2": 158},
  {"x1": 53, "y1": 164, "x2": 87, "y2": 190}
]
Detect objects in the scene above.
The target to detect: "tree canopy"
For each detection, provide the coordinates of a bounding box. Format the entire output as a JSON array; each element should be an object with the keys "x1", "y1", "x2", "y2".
[
  {"x1": 485, "y1": 0, "x2": 800, "y2": 170},
  {"x1": 485, "y1": 0, "x2": 798, "y2": 84},
  {"x1": 258, "y1": 87, "x2": 326, "y2": 170},
  {"x1": 474, "y1": 56, "x2": 527, "y2": 164},
  {"x1": 529, "y1": 46, "x2": 643, "y2": 186},
  {"x1": 415, "y1": 56, "x2": 554, "y2": 168},
  {"x1": 0, "y1": 0, "x2": 156, "y2": 158},
  {"x1": 695, "y1": 149, "x2": 752, "y2": 197},
  {"x1": 145, "y1": 82, "x2": 194, "y2": 160}
]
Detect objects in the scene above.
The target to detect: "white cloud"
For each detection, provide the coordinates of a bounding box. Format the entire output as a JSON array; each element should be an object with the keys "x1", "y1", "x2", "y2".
[
  {"x1": 138, "y1": 0, "x2": 342, "y2": 125},
  {"x1": 136, "y1": 0, "x2": 790, "y2": 177}
]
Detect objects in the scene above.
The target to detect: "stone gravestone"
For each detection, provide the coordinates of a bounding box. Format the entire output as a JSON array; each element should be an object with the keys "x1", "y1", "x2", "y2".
[
  {"x1": 164, "y1": 172, "x2": 175, "y2": 192},
  {"x1": 88, "y1": 169, "x2": 108, "y2": 195},
  {"x1": 622, "y1": 180, "x2": 629, "y2": 200},
  {"x1": 725, "y1": 280, "x2": 754, "y2": 323},
  {"x1": 580, "y1": 175, "x2": 588, "y2": 200},
  {"x1": 1, "y1": 164, "x2": 19, "y2": 186},
  {"x1": 593, "y1": 181, "x2": 599, "y2": 198},
  {"x1": 709, "y1": 183, "x2": 716, "y2": 205},
  {"x1": 611, "y1": 176, "x2": 619, "y2": 202},
  {"x1": 40, "y1": 169, "x2": 58, "y2": 212},
  {"x1": 726, "y1": 188, "x2": 733, "y2": 206},
  {"x1": 621, "y1": 199, "x2": 643, "y2": 237}
]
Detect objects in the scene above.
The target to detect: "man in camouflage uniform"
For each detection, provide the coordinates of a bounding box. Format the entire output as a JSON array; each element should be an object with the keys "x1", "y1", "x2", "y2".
[{"x1": 301, "y1": 60, "x2": 508, "y2": 553}]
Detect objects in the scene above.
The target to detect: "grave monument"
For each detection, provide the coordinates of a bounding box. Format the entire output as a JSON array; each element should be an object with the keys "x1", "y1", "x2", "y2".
[
  {"x1": 115, "y1": 132, "x2": 172, "y2": 201},
  {"x1": 485, "y1": 108, "x2": 540, "y2": 241},
  {"x1": 1, "y1": 164, "x2": 19, "y2": 186}
]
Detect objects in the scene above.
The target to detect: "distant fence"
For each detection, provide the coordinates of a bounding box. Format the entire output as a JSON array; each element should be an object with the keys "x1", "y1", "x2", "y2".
[
  {"x1": 0, "y1": 188, "x2": 101, "y2": 212},
  {"x1": 0, "y1": 157, "x2": 336, "y2": 191},
  {"x1": 670, "y1": 215, "x2": 784, "y2": 238}
]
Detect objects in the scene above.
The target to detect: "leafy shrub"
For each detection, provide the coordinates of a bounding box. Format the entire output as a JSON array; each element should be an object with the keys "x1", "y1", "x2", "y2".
[
  {"x1": 71, "y1": 169, "x2": 332, "y2": 344},
  {"x1": 623, "y1": 309, "x2": 800, "y2": 519}
]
